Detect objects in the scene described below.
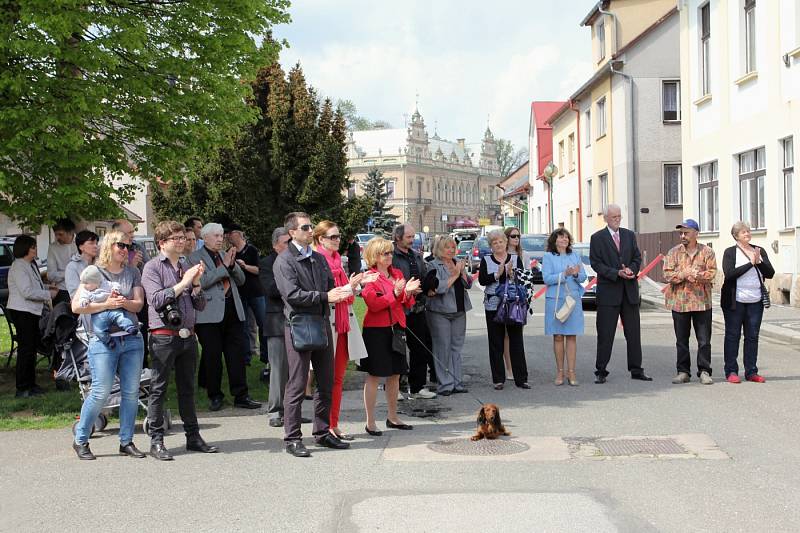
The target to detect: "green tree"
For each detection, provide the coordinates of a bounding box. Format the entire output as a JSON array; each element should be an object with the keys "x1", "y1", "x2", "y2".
[
  {"x1": 361, "y1": 167, "x2": 397, "y2": 233},
  {"x1": 495, "y1": 138, "x2": 529, "y2": 177},
  {"x1": 0, "y1": 0, "x2": 290, "y2": 228},
  {"x1": 335, "y1": 99, "x2": 392, "y2": 131}
]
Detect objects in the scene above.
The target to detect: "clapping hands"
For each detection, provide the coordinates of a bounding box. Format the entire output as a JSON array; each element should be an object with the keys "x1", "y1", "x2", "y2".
[{"x1": 405, "y1": 276, "x2": 421, "y2": 295}]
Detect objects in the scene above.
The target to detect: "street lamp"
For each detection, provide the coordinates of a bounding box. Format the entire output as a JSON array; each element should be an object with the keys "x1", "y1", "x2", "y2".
[{"x1": 542, "y1": 161, "x2": 558, "y2": 232}]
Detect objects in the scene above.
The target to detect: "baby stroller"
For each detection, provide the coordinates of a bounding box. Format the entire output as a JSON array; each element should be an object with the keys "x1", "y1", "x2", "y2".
[{"x1": 53, "y1": 310, "x2": 170, "y2": 437}]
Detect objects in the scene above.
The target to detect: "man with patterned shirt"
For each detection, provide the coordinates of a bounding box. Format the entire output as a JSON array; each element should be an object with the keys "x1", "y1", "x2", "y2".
[{"x1": 663, "y1": 219, "x2": 717, "y2": 385}]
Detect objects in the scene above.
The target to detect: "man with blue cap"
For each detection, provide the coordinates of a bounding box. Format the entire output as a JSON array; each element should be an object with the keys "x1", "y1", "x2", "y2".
[{"x1": 663, "y1": 218, "x2": 717, "y2": 385}]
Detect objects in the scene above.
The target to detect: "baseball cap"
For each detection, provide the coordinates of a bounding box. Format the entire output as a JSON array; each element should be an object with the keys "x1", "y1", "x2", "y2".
[{"x1": 676, "y1": 219, "x2": 700, "y2": 231}]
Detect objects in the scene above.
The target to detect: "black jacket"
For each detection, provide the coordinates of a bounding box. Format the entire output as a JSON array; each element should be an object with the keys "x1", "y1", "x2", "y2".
[
  {"x1": 589, "y1": 227, "x2": 642, "y2": 306},
  {"x1": 720, "y1": 245, "x2": 775, "y2": 310},
  {"x1": 274, "y1": 244, "x2": 335, "y2": 320},
  {"x1": 259, "y1": 251, "x2": 286, "y2": 337}
]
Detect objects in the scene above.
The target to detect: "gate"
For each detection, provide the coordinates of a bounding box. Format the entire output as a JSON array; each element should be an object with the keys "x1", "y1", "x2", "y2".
[{"x1": 636, "y1": 231, "x2": 681, "y2": 282}]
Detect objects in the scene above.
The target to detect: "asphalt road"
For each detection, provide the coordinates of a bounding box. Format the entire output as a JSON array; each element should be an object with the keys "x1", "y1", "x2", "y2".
[{"x1": 1, "y1": 287, "x2": 799, "y2": 532}]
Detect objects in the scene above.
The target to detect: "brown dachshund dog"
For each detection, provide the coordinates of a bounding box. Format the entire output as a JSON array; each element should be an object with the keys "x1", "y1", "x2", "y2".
[{"x1": 471, "y1": 403, "x2": 510, "y2": 441}]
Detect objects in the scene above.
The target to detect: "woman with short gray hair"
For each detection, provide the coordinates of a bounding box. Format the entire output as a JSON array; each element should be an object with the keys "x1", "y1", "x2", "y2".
[
  {"x1": 423, "y1": 235, "x2": 472, "y2": 395},
  {"x1": 720, "y1": 221, "x2": 774, "y2": 383}
]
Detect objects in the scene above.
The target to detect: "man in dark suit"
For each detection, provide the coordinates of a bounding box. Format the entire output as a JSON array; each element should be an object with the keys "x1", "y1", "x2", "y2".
[
  {"x1": 274, "y1": 212, "x2": 351, "y2": 457},
  {"x1": 589, "y1": 204, "x2": 652, "y2": 383}
]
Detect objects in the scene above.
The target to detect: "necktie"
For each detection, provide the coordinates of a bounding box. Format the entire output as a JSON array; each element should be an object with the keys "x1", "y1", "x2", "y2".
[
  {"x1": 612, "y1": 232, "x2": 621, "y2": 252},
  {"x1": 214, "y1": 254, "x2": 231, "y2": 294}
]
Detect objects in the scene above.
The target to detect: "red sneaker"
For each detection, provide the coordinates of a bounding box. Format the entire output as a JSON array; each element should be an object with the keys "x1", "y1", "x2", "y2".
[
  {"x1": 726, "y1": 374, "x2": 741, "y2": 384},
  {"x1": 746, "y1": 374, "x2": 766, "y2": 383}
]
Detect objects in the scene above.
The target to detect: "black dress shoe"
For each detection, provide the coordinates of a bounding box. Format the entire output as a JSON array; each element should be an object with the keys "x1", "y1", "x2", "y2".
[
  {"x1": 365, "y1": 425, "x2": 383, "y2": 436},
  {"x1": 595, "y1": 375, "x2": 607, "y2": 384},
  {"x1": 517, "y1": 382, "x2": 532, "y2": 389},
  {"x1": 268, "y1": 418, "x2": 284, "y2": 427},
  {"x1": 73, "y1": 441, "x2": 96, "y2": 460},
  {"x1": 29, "y1": 385, "x2": 46, "y2": 396},
  {"x1": 209, "y1": 397, "x2": 224, "y2": 411},
  {"x1": 286, "y1": 441, "x2": 311, "y2": 457},
  {"x1": 316, "y1": 433, "x2": 350, "y2": 449},
  {"x1": 386, "y1": 419, "x2": 413, "y2": 430},
  {"x1": 119, "y1": 442, "x2": 146, "y2": 458},
  {"x1": 150, "y1": 442, "x2": 174, "y2": 461},
  {"x1": 186, "y1": 436, "x2": 219, "y2": 453},
  {"x1": 631, "y1": 372, "x2": 653, "y2": 381},
  {"x1": 453, "y1": 387, "x2": 468, "y2": 394},
  {"x1": 234, "y1": 397, "x2": 261, "y2": 409},
  {"x1": 301, "y1": 417, "x2": 312, "y2": 424},
  {"x1": 439, "y1": 390, "x2": 452, "y2": 396}
]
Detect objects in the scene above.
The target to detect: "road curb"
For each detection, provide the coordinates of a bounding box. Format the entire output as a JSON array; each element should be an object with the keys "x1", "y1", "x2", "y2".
[{"x1": 640, "y1": 293, "x2": 799, "y2": 344}]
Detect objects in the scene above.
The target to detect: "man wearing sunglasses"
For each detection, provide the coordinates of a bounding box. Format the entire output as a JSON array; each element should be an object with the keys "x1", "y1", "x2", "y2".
[{"x1": 274, "y1": 212, "x2": 351, "y2": 457}]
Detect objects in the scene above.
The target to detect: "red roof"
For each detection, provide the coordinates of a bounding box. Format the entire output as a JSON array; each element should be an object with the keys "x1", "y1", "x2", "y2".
[
  {"x1": 531, "y1": 102, "x2": 565, "y2": 129},
  {"x1": 531, "y1": 101, "x2": 565, "y2": 179}
]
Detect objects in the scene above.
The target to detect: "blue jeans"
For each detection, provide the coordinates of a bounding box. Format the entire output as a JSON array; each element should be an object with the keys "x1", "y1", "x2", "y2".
[
  {"x1": 241, "y1": 295, "x2": 267, "y2": 362},
  {"x1": 74, "y1": 334, "x2": 144, "y2": 445},
  {"x1": 91, "y1": 310, "x2": 138, "y2": 346},
  {"x1": 722, "y1": 302, "x2": 764, "y2": 378}
]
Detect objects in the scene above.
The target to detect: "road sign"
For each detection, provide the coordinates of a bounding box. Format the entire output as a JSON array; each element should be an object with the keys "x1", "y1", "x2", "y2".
[{"x1": 441, "y1": 214, "x2": 448, "y2": 222}]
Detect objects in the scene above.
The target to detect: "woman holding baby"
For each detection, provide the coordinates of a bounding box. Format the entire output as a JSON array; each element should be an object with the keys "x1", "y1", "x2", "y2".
[{"x1": 70, "y1": 230, "x2": 146, "y2": 460}]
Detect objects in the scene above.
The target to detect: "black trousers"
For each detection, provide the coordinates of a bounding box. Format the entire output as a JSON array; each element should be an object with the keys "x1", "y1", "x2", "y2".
[
  {"x1": 672, "y1": 310, "x2": 712, "y2": 376},
  {"x1": 406, "y1": 310, "x2": 436, "y2": 392},
  {"x1": 283, "y1": 324, "x2": 333, "y2": 442},
  {"x1": 8, "y1": 309, "x2": 40, "y2": 392},
  {"x1": 195, "y1": 296, "x2": 249, "y2": 401},
  {"x1": 595, "y1": 300, "x2": 643, "y2": 377},
  {"x1": 485, "y1": 310, "x2": 528, "y2": 385},
  {"x1": 147, "y1": 333, "x2": 200, "y2": 441}
]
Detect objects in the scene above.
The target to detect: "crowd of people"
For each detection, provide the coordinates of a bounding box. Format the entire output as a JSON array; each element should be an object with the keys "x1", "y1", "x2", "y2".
[{"x1": 2, "y1": 203, "x2": 775, "y2": 460}]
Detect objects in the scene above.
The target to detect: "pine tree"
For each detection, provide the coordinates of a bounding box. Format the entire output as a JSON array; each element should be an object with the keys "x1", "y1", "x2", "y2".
[{"x1": 361, "y1": 167, "x2": 397, "y2": 233}]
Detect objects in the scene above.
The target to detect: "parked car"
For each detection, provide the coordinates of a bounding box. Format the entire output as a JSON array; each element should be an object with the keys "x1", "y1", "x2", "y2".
[
  {"x1": 572, "y1": 242, "x2": 596, "y2": 308},
  {"x1": 520, "y1": 234, "x2": 548, "y2": 285},
  {"x1": 469, "y1": 236, "x2": 492, "y2": 273},
  {"x1": 135, "y1": 236, "x2": 157, "y2": 258},
  {"x1": 456, "y1": 240, "x2": 473, "y2": 264},
  {"x1": 356, "y1": 233, "x2": 376, "y2": 271}
]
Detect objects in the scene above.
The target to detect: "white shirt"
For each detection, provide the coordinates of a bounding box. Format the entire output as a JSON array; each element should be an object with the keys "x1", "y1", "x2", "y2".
[
  {"x1": 734, "y1": 248, "x2": 762, "y2": 303},
  {"x1": 292, "y1": 241, "x2": 312, "y2": 258},
  {"x1": 607, "y1": 226, "x2": 619, "y2": 240}
]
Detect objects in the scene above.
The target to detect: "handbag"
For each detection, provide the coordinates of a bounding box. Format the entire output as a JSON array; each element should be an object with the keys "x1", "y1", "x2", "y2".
[
  {"x1": 554, "y1": 273, "x2": 577, "y2": 323},
  {"x1": 346, "y1": 309, "x2": 368, "y2": 361},
  {"x1": 288, "y1": 313, "x2": 328, "y2": 352},
  {"x1": 387, "y1": 303, "x2": 407, "y2": 355},
  {"x1": 493, "y1": 280, "x2": 528, "y2": 326}
]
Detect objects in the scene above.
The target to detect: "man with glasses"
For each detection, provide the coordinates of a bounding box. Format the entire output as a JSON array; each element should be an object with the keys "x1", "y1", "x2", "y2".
[
  {"x1": 392, "y1": 224, "x2": 436, "y2": 399},
  {"x1": 274, "y1": 212, "x2": 350, "y2": 457},
  {"x1": 188, "y1": 223, "x2": 261, "y2": 411},
  {"x1": 141, "y1": 221, "x2": 219, "y2": 460}
]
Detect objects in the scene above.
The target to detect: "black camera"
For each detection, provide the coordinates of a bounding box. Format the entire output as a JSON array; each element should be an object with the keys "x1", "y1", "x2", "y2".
[{"x1": 158, "y1": 302, "x2": 183, "y2": 327}]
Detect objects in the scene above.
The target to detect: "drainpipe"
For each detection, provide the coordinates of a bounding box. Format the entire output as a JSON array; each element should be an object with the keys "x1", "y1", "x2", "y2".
[
  {"x1": 598, "y1": 4, "x2": 619, "y2": 56},
  {"x1": 610, "y1": 61, "x2": 638, "y2": 232},
  {"x1": 569, "y1": 99, "x2": 583, "y2": 241}
]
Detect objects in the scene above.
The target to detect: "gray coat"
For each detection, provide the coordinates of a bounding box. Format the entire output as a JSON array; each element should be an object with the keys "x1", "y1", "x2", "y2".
[
  {"x1": 274, "y1": 245, "x2": 334, "y2": 319},
  {"x1": 425, "y1": 258, "x2": 472, "y2": 314},
  {"x1": 7, "y1": 259, "x2": 50, "y2": 316},
  {"x1": 187, "y1": 247, "x2": 246, "y2": 324}
]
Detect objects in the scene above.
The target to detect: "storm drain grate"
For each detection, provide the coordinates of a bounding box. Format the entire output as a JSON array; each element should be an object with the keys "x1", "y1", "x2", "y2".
[
  {"x1": 427, "y1": 438, "x2": 530, "y2": 456},
  {"x1": 595, "y1": 438, "x2": 687, "y2": 457}
]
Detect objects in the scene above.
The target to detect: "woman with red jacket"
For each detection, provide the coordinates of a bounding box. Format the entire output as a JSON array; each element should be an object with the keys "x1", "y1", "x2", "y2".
[{"x1": 359, "y1": 237, "x2": 421, "y2": 435}]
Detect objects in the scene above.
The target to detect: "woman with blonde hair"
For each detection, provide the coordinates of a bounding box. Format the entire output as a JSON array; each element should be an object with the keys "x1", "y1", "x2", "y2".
[
  {"x1": 359, "y1": 238, "x2": 419, "y2": 434},
  {"x1": 720, "y1": 221, "x2": 775, "y2": 383},
  {"x1": 501, "y1": 226, "x2": 523, "y2": 380},
  {"x1": 70, "y1": 230, "x2": 146, "y2": 460},
  {"x1": 312, "y1": 221, "x2": 377, "y2": 440},
  {"x1": 424, "y1": 234, "x2": 473, "y2": 395}
]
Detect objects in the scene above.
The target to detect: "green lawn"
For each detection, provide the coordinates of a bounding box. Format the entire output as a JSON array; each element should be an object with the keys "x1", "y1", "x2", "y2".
[{"x1": 0, "y1": 298, "x2": 368, "y2": 431}]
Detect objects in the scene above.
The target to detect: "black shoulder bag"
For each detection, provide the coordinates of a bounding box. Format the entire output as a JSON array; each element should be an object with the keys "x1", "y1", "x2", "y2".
[
  {"x1": 386, "y1": 294, "x2": 407, "y2": 355},
  {"x1": 288, "y1": 312, "x2": 329, "y2": 352}
]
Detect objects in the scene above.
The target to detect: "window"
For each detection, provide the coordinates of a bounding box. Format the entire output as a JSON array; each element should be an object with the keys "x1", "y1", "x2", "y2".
[
  {"x1": 417, "y1": 181, "x2": 422, "y2": 200},
  {"x1": 596, "y1": 97, "x2": 607, "y2": 138},
  {"x1": 386, "y1": 180, "x2": 395, "y2": 199},
  {"x1": 584, "y1": 111, "x2": 591, "y2": 147},
  {"x1": 739, "y1": 147, "x2": 765, "y2": 229},
  {"x1": 662, "y1": 81, "x2": 680, "y2": 121},
  {"x1": 568, "y1": 134, "x2": 575, "y2": 172},
  {"x1": 599, "y1": 173, "x2": 608, "y2": 212},
  {"x1": 558, "y1": 140, "x2": 564, "y2": 175},
  {"x1": 744, "y1": 0, "x2": 756, "y2": 73},
  {"x1": 700, "y1": 3, "x2": 711, "y2": 95},
  {"x1": 586, "y1": 178, "x2": 593, "y2": 215},
  {"x1": 784, "y1": 137, "x2": 794, "y2": 227},
  {"x1": 597, "y1": 20, "x2": 606, "y2": 62},
  {"x1": 664, "y1": 164, "x2": 682, "y2": 206},
  {"x1": 698, "y1": 161, "x2": 718, "y2": 231}
]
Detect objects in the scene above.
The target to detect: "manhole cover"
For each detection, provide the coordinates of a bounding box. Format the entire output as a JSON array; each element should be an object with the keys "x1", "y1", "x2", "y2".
[
  {"x1": 595, "y1": 438, "x2": 687, "y2": 456},
  {"x1": 427, "y1": 438, "x2": 530, "y2": 456}
]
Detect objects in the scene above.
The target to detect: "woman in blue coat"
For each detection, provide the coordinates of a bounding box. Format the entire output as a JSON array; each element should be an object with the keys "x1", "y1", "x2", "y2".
[{"x1": 542, "y1": 228, "x2": 586, "y2": 386}]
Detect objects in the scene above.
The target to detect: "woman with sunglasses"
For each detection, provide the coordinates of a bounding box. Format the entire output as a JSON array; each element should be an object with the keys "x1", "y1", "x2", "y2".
[
  {"x1": 501, "y1": 227, "x2": 523, "y2": 380},
  {"x1": 70, "y1": 230, "x2": 146, "y2": 460},
  {"x1": 313, "y1": 221, "x2": 377, "y2": 440}
]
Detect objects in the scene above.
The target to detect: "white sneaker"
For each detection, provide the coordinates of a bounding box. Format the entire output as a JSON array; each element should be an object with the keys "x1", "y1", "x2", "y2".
[
  {"x1": 412, "y1": 389, "x2": 437, "y2": 399},
  {"x1": 672, "y1": 372, "x2": 690, "y2": 384},
  {"x1": 699, "y1": 371, "x2": 713, "y2": 385}
]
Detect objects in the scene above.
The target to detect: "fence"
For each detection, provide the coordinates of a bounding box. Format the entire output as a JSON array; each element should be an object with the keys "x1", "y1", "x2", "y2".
[{"x1": 636, "y1": 231, "x2": 681, "y2": 282}]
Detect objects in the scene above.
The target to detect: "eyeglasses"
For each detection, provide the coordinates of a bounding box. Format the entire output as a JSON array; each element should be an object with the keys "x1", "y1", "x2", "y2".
[
  {"x1": 298, "y1": 224, "x2": 313, "y2": 231},
  {"x1": 167, "y1": 236, "x2": 187, "y2": 242},
  {"x1": 324, "y1": 234, "x2": 341, "y2": 241},
  {"x1": 381, "y1": 251, "x2": 394, "y2": 257},
  {"x1": 114, "y1": 242, "x2": 132, "y2": 250},
  {"x1": 508, "y1": 234, "x2": 520, "y2": 239}
]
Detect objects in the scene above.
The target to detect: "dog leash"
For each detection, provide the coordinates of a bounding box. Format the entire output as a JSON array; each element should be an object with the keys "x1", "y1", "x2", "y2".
[{"x1": 403, "y1": 323, "x2": 486, "y2": 407}]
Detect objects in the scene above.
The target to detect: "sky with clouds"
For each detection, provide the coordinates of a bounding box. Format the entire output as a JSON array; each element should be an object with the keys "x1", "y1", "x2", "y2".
[{"x1": 274, "y1": 0, "x2": 599, "y2": 151}]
